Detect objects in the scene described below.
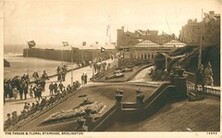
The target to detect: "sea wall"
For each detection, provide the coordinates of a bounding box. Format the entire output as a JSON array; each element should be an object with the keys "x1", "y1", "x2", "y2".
[{"x1": 23, "y1": 48, "x2": 116, "y2": 63}]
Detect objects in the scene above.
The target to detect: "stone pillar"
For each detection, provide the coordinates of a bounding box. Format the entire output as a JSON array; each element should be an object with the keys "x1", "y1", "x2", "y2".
[
  {"x1": 75, "y1": 117, "x2": 88, "y2": 131},
  {"x1": 173, "y1": 74, "x2": 187, "y2": 99},
  {"x1": 84, "y1": 108, "x2": 94, "y2": 130},
  {"x1": 136, "y1": 95, "x2": 144, "y2": 104},
  {"x1": 136, "y1": 89, "x2": 144, "y2": 106},
  {"x1": 115, "y1": 93, "x2": 123, "y2": 111},
  {"x1": 170, "y1": 74, "x2": 177, "y2": 84}
]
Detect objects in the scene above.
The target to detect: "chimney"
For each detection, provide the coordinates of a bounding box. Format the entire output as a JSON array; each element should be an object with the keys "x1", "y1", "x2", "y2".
[
  {"x1": 121, "y1": 26, "x2": 124, "y2": 31},
  {"x1": 209, "y1": 11, "x2": 215, "y2": 15}
]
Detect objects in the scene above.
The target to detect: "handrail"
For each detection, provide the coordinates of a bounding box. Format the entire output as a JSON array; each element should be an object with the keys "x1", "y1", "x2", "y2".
[
  {"x1": 187, "y1": 81, "x2": 220, "y2": 96},
  {"x1": 143, "y1": 83, "x2": 170, "y2": 106},
  {"x1": 91, "y1": 104, "x2": 116, "y2": 131},
  {"x1": 143, "y1": 85, "x2": 174, "y2": 110},
  {"x1": 184, "y1": 71, "x2": 220, "y2": 96}
]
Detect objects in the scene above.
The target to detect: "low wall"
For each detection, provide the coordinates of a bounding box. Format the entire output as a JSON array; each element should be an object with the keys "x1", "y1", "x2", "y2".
[
  {"x1": 85, "y1": 77, "x2": 188, "y2": 130},
  {"x1": 23, "y1": 48, "x2": 116, "y2": 63},
  {"x1": 82, "y1": 82, "x2": 174, "y2": 130}
]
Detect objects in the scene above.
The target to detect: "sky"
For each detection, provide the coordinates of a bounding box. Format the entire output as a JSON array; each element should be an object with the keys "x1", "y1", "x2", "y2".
[{"x1": 3, "y1": 0, "x2": 221, "y2": 49}]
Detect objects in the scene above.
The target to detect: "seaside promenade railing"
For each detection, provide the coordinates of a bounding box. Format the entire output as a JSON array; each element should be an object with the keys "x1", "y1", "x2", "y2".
[{"x1": 184, "y1": 71, "x2": 220, "y2": 96}]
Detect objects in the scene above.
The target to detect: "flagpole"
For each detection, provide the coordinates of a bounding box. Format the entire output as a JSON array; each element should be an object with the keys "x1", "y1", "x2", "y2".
[
  {"x1": 26, "y1": 41, "x2": 30, "y2": 76},
  {"x1": 92, "y1": 44, "x2": 97, "y2": 77},
  {"x1": 70, "y1": 45, "x2": 73, "y2": 84},
  {"x1": 26, "y1": 47, "x2": 29, "y2": 75},
  {"x1": 198, "y1": 9, "x2": 204, "y2": 67}
]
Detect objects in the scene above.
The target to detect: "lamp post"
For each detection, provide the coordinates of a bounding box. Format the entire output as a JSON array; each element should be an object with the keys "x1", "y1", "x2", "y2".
[
  {"x1": 198, "y1": 9, "x2": 204, "y2": 67},
  {"x1": 26, "y1": 48, "x2": 29, "y2": 76}
]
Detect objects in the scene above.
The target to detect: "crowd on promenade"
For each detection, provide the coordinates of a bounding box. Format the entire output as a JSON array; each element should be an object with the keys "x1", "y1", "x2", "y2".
[
  {"x1": 4, "y1": 79, "x2": 81, "y2": 130},
  {"x1": 4, "y1": 64, "x2": 70, "y2": 101},
  {"x1": 4, "y1": 56, "x2": 116, "y2": 130},
  {"x1": 56, "y1": 65, "x2": 68, "y2": 81},
  {"x1": 4, "y1": 70, "x2": 50, "y2": 101},
  {"x1": 4, "y1": 54, "x2": 114, "y2": 102}
]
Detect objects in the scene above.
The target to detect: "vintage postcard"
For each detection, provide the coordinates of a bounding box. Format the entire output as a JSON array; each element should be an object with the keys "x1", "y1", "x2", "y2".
[{"x1": 1, "y1": 0, "x2": 221, "y2": 137}]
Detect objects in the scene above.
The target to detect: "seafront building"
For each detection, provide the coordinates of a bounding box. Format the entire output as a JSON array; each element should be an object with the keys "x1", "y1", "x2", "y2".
[
  {"x1": 179, "y1": 11, "x2": 220, "y2": 47},
  {"x1": 116, "y1": 26, "x2": 186, "y2": 66}
]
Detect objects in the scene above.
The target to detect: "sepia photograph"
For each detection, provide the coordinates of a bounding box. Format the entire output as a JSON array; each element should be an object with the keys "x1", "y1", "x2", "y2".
[{"x1": 2, "y1": 0, "x2": 221, "y2": 137}]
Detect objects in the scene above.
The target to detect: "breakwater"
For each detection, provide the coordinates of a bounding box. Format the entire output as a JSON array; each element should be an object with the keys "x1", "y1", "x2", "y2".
[{"x1": 23, "y1": 48, "x2": 116, "y2": 63}]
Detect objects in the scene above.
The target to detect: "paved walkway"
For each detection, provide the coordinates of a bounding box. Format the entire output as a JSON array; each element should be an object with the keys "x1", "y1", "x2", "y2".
[
  {"x1": 5, "y1": 63, "x2": 220, "y2": 120},
  {"x1": 3, "y1": 59, "x2": 115, "y2": 119}
]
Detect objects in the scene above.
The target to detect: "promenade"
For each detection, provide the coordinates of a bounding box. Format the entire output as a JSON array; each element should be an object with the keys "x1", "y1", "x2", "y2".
[
  {"x1": 4, "y1": 62, "x2": 221, "y2": 131},
  {"x1": 4, "y1": 59, "x2": 115, "y2": 120}
]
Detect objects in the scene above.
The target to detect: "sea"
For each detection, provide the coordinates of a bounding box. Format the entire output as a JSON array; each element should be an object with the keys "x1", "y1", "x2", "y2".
[{"x1": 4, "y1": 53, "x2": 73, "y2": 80}]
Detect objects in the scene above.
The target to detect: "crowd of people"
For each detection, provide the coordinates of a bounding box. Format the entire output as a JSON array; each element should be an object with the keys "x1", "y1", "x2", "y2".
[
  {"x1": 81, "y1": 73, "x2": 88, "y2": 85},
  {"x1": 4, "y1": 80, "x2": 81, "y2": 130},
  {"x1": 4, "y1": 56, "x2": 114, "y2": 130},
  {"x1": 57, "y1": 65, "x2": 68, "y2": 81},
  {"x1": 4, "y1": 74, "x2": 30, "y2": 100},
  {"x1": 195, "y1": 62, "x2": 214, "y2": 92},
  {"x1": 150, "y1": 61, "x2": 214, "y2": 93},
  {"x1": 4, "y1": 70, "x2": 50, "y2": 101}
]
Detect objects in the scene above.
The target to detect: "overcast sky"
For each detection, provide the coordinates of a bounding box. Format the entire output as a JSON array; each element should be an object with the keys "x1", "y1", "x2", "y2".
[{"x1": 3, "y1": 0, "x2": 221, "y2": 49}]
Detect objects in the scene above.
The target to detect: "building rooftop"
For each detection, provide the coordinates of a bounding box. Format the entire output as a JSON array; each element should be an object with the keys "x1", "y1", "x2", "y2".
[
  {"x1": 134, "y1": 40, "x2": 160, "y2": 47},
  {"x1": 163, "y1": 39, "x2": 187, "y2": 47},
  {"x1": 133, "y1": 39, "x2": 186, "y2": 48}
]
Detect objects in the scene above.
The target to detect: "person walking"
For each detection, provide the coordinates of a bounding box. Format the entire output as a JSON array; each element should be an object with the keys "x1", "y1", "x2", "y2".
[
  {"x1": 49, "y1": 82, "x2": 54, "y2": 96},
  {"x1": 84, "y1": 73, "x2": 88, "y2": 84},
  {"x1": 36, "y1": 84, "x2": 43, "y2": 101},
  {"x1": 42, "y1": 70, "x2": 49, "y2": 80},
  {"x1": 59, "y1": 82, "x2": 65, "y2": 92},
  {"x1": 81, "y1": 73, "x2": 85, "y2": 85},
  {"x1": 29, "y1": 85, "x2": 33, "y2": 98},
  {"x1": 12, "y1": 87, "x2": 18, "y2": 100},
  {"x1": 23, "y1": 82, "x2": 28, "y2": 100},
  {"x1": 204, "y1": 62, "x2": 214, "y2": 86},
  {"x1": 40, "y1": 80, "x2": 46, "y2": 92},
  {"x1": 18, "y1": 82, "x2": 24, "y2": 100},
  {"x1": 54, "y1": 82, "x2": 58, "y2": 95},
  {"x1": 33, "y1": 85, "x2": 38, "y2": 99},
  {"x1": 57, "y1": 66, "x2": 61, "y2": 81},
  {"x1": 195, "y1": 64, "x2": 205, "y2": 93},
  {"x1": 62, "y1": 65, "x2": 67, "y2": 81}
]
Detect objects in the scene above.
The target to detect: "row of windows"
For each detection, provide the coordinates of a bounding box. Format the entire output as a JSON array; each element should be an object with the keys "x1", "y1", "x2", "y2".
[{"x1": 133, "y1": 52, "x2": 155, "y2": 60}]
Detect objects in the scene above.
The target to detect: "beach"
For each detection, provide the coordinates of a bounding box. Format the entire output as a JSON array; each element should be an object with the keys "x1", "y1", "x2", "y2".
[{"x1": 4, "y1": 53, "x2": 74, "y2": 79}]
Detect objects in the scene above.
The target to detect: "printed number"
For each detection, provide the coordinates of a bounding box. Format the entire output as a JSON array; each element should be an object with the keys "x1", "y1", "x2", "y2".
[{"x1": 207, "y1": 132, "x2": 217, "y2": 135}]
